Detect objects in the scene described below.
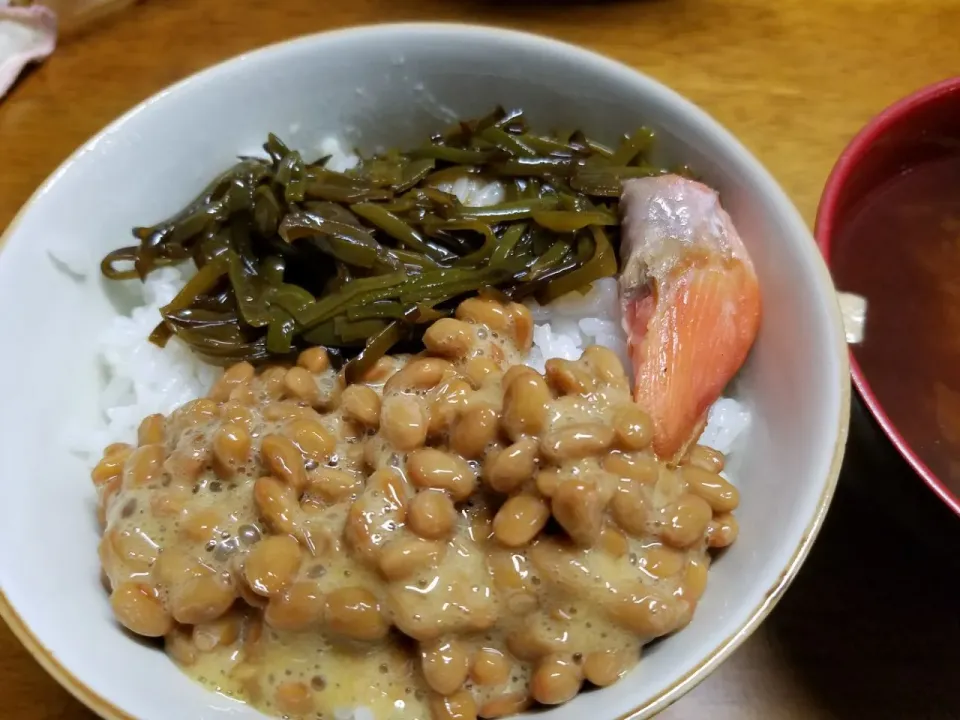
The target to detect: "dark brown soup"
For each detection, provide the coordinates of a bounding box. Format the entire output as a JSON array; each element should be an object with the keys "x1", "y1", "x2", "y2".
[{"x1": 832, "y1": 155, "x2": 960, "y2": 494}]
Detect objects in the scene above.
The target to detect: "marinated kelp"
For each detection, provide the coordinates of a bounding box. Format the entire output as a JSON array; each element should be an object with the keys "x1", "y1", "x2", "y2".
[{"x1": 100, "y1": 108, "x2": 681, "y2": 370}]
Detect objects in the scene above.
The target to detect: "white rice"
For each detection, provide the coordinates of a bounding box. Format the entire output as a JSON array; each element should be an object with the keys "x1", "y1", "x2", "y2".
[
  {"x1": 522, "y1": 277, "x2": 631, "y2": 378},
  {"x1": 65, "y1": 137, "x2": 750, "y2": 464},
  {"x1": 317, "y1": 137, "x2": 360, "y2": 173},
  {"x1": 65, "y1": 265, "x2": 219, "y2": 459},
  {"x1": 434, "y1": 175, "x2": 506, "y2": 207}
]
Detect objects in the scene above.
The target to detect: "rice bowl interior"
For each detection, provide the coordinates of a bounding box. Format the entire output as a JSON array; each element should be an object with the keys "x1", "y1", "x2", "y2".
[{"x1": 0, "y1": 24, "x2": 848, "y2": 720}]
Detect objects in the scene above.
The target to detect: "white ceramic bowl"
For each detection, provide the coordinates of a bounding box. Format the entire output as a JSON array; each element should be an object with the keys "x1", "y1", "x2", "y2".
[{"x1": 0, "y1": 23, "x2": 849, "y2": 720}]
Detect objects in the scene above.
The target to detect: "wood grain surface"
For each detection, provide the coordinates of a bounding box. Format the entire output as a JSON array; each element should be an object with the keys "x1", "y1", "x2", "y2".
[{"x1": 3, "y1": 1, "x2": 960, "y2": 718}]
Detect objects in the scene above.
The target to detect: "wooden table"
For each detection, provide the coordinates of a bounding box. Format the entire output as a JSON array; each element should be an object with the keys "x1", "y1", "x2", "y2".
[{"x1": 3, "y1": 0, "x2": 960, "y2": 717}]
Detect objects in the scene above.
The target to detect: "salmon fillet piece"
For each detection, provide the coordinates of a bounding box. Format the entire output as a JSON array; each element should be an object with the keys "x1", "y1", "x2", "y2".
[{"x1": 619, "y1": 175, "x2": 761, "y2": 460}]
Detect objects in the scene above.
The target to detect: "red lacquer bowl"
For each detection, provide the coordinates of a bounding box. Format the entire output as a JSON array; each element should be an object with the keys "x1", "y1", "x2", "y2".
[{"x1": 816, "y1": 76, "x2": 960, "y2": 517}]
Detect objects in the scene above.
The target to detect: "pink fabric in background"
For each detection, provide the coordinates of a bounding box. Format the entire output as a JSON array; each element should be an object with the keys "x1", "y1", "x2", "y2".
[{"x1": 0, "y1": 2, "x2": 57, "y2": 99}]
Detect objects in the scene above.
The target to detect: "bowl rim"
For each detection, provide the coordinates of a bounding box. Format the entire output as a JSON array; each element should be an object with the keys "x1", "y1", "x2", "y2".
[
  {"x1": 0, "y1": 21, "x2": 851, "y2": 720},
  {"x1": 814, "y1": 75, "x2": 960, "y2": 518}
]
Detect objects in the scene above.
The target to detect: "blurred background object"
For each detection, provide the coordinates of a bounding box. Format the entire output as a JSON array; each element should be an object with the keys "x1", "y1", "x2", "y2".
[
  {"x1": 0, "y1": 0, "x2": 140, "y2": 100},
  {"x1": 0, "y1": 1, "x2": 55, "y2": 98}
]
